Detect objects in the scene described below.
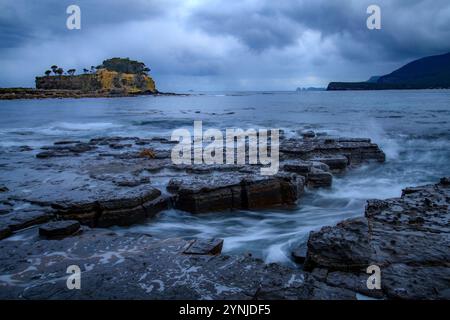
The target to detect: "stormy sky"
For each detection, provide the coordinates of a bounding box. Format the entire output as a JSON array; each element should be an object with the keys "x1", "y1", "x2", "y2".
[{"x1": 1, "y1": 0, "x2": 449, "y2": 91}]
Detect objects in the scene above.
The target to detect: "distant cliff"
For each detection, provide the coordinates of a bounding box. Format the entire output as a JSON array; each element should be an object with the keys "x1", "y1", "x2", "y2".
[
  {"x1": 36, "y1": 58, "x2": 157, "y2": 94},
  {"x1": 328, "y1": 52, "x2": 450, "y2": 90}
]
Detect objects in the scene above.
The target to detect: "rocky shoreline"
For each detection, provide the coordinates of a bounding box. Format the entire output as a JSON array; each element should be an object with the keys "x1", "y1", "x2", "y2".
[
  {"x1": 0, "y1": 131, "x2": 448, "y2": 299},
  {"x1": 0, "y1": 88, "x2": 184, "y2": 100}
]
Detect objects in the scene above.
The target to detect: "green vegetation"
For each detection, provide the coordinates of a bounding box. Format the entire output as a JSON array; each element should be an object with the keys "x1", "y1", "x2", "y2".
[
  {"x1": 97, "y1": 57, "x2": 151, "y2": 75},
  {"x1": 51, "y1": 65, "x2": 58, "y2": 75},
  {"x1": 44, "y1": 58, "x2": 151, "y2": 78}
]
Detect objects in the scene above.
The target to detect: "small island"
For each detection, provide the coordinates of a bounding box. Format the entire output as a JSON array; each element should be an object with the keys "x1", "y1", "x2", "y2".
[{"x1": 0, "y1": 58, "x2": 161, "y2": 99}]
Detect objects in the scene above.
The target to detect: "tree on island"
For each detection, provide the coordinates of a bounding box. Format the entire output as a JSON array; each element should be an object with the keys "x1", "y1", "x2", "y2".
[
  {"x1": 51, "y1": 65, "x2": 58, "y2": 75},
  {"x1": 55, "y1": 68, "x2": 64, "y2": 76},
  {"x1": 67, "y1": 69, "x2": 76, "y2": 76},
  {"x1": 98, "y1": 58, "x2": 151, "y2": 75},
  {"x1": 90, "y1": 66, "x2": 96, "y2": 73},
  {"x1": 83, "y1": 68, "x2": 89, "y2": 74},
  {"x1": 45, "y1": 70, "x2": 51, "y2": 76}
]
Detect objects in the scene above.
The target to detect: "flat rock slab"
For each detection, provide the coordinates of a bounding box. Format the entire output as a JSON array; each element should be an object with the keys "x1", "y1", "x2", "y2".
[
  {"x1": 0, "y1": 226, "x2": 11, "y2": 240},
  {"x1": 0, "y1": 133, "x2": 385, "y2": 239},
  {"x1": 302, "y1": 177, "x2": 450, "y2": 299},
  {"x1": 309, "y1": 155, "x2": 348, "y2": 171},
  {"x1": 183, "y1": 238, "x2": 224, "y2": 255},
  {"x1": 0, "y1": 211, "x2": 54, "y2": 233},
  {"x1": 0, "y1": 229, "x2": 356, "y2": 300},
  {"x1": 168, "y1": 173, "x2": 304, "y2": 213},
  {"x1": 39, "y1": 220, "x2": 81, "y2": 239},
  {"x1": 307, "y1": 169, "x2": 333, "y2": 188},
  {"x1": 16, "y1": 183, "x2": 167, "y2": 228},
  {"x1": 280, "y1": 137, "x2": 385, "y2": 164}
]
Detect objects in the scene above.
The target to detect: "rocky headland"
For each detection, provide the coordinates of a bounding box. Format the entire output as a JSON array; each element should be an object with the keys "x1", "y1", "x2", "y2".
[
  {"x1": 328, "y1": 52, "x2": 450, "y2": 90},
  {"x1": 0, "y1": 131, "x2": 448, "y2": 299}
]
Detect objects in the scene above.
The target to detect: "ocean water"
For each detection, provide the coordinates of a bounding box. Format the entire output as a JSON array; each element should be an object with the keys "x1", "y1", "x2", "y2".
[{"x1": 1, "y1": 90, "x2": 449, "y2": 265}]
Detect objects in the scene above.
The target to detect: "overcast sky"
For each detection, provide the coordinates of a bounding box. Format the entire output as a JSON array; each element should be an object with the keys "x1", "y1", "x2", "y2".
[{"x1": 1, "y1": 0, "x2": 449, "y2": 91}]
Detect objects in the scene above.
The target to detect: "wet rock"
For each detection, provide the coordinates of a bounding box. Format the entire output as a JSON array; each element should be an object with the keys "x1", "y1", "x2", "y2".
[
  {"x1": 168, "y1": 174, "x2": 243, "y2": 213},
  {"x1": 307, "y1": 168, "x2": 333, "y2": 188},
  {"x1": 244, "y1": 174, "x2": 302, "y2": 209},
  {"x1": 282, "y1": 160, "x2": 312, "y2": 175},
  {"x1": 39, "y1": 220, "x2": 81, "y2": 239},
  {"x1": 307, "y1": 278, "x2": 357, "y2": 300},
  {"x1": 4, "y1": 211, "x2": 54, "y2": 232},
  {"x1": 112, "y1": 176, "x2": 151, "y2": 187},
  {"x1": 183, "y1": 238, "x2": 224, "y2": 255},
  {"x1": 168, "y1": 173, "x2": 302, "y2": 213},
  {"x1": 325, "y1": 271, "x2": 384, "y2": 299},
  {"x1": 0, "y1": 230, "x2": 354, "y2": 299},
  {"x1": 291, "y1": 242, "x2": 307, "y2": 263},
  {"x1": 54, "y1": 140, "x2": 81, "y2": 145},
  {"x1": 40, "y1": 187, "x2": 168, "y2": 227},
  {"x1": 0, "y1": 186, "x2": 8, "y2": 193},
  {"x1": 311, "y1": 161, "x2": 330, "y2": 172},
  {"x1": 439, "y1": 177, "x2": 450, "y2": 186},
  {"x1": 109, "y1": 143, "x2": 132, "y2": 149},
  {"x1": 309, "y1": 155, "x2": 348, "y2": 171},
  {"x1": 301, "y1": 130, "x2": 316, "y2": 138},
  {"x1": 36, "y1": 143, "x2": 95, "y2": 158},
  {"x1": 150, "y1": 137, "x2": 178, "y2": 144},
  {"x1": 381, "y1": 264, "x2": 450, "y2": 299},
  {"x1": 89, "y1": 137, "x2": 138, "y2": 146},
  {"x1": 135, "y1": 138, "x2": 152, "y2": 145},
  {"x1": 280, "y1": 136, "x2": 385, "y2": 165},
  {"x1": 0, "y1": 225, "x2": 11, "y2": 240},
  {"x1": 36, "y1": 151, "x2": 62, "y2": 158},
  {"x1": 303, "y1": 178, "x2": 450, "y2": 299},
  {"x1": 0, "y1": 203, "x2": 12, "y2": 215},
  {"x1": 304, "y1": 217, "x2": 372, "y2": 271},
  {"x1": 18, "y1": 146, "x2": 33, "y2": 152}
]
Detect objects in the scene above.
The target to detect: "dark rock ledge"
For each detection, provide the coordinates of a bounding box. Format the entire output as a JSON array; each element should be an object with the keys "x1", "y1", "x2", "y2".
[
  {"x1": 301, "y1": 177, "x2": 450, "y2": 300},
  {"x1": 0, "y1": 133, "x2": 385, "y2": 233},
  {"x1": 0, "y1": 177, "x2": 448, "y2": 299},
  {"x1": 0, "y1": 88, "x2": 186, "y2": 100},
  {"x1": 0, "y1": 178, "x2": 450, "y2": 299},
  {"x1": 1, "y1": 132, "x2": 414, "y2": 299}
]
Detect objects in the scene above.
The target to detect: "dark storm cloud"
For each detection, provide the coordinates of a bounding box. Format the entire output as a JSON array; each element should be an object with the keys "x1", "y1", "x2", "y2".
[
  {"x1": 0, "y1": 0, "x2": 449, "y2": 89},
  {"x1": 189, "y1": 0, "x2": 450, "y2": 61},
  {"x1": 0, "y1": 0, "x2": 169, "y2": 48}
]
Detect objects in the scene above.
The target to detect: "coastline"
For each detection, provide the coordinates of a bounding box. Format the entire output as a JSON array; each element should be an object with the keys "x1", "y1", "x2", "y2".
[
  {"x1": 0, "y1": 88, "x2": 186, "y2": 100},
  {"x1": 1, "y1": 175, "x2": 448, "y2": 299}
]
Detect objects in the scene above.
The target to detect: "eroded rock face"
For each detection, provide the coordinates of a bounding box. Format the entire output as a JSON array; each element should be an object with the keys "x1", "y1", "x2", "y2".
[
  {"x1": 167, "y1": 173, "x2": 303, "y2": 213},
  {"x1": 281, "y1": 137, "x2": 385, "y2": 165},
  {"x1": 39, "y1": 220, "x2": 81, "y2": 239},
  {"x1": 0, "y1": 209, "x2": 54, "y2": 238},
  {"x1": 302, "y1": 178, "x2": 450, "y2": 299},
  {"x1": 49, "y1": 187, "x2": 168, "y2": 227}
]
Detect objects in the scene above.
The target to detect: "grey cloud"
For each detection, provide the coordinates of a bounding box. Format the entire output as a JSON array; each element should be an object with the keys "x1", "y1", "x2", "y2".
[
  {"x1": 0, "y1": 0, "x2": 170, "y2": 48},
  {"x1": 189, "y1": 0, "x2": 450, "y2": 61}
]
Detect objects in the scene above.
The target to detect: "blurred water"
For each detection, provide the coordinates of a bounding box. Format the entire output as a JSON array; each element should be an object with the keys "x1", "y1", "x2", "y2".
[{"x1": 1, "y1": 90, "x2": 449, "y2": 264}]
